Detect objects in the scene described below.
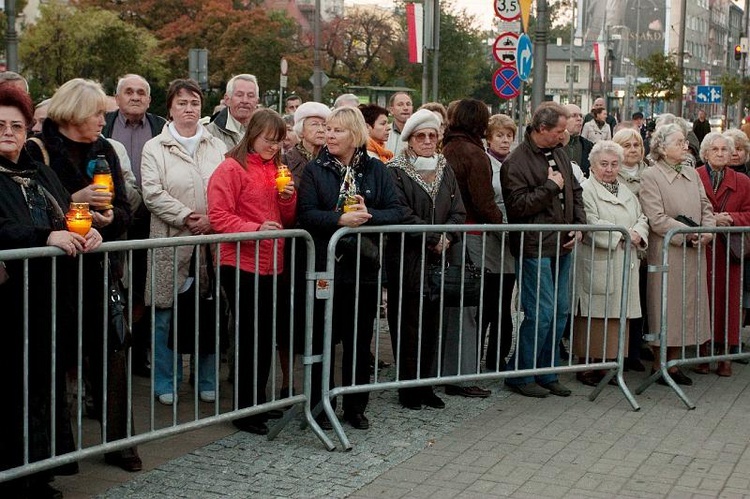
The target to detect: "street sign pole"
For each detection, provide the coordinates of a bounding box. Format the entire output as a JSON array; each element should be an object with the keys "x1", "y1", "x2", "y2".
[{"x1": 531, "y1": 0, "x2": 548, "y2": 110}]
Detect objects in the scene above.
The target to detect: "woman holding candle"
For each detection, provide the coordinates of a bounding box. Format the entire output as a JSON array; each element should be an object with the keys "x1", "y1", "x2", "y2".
[
  {"x1": 0, "y1": 84, "x2": 101, "y2": 497},
  {"x1": 25, "y1": 78, "x2": 139, "y2": 472},
  {"x1": 297, "y1": 106, "x2": 403, "y2": 430},
  {"x1": 208, "y1": 108, "x2": 296, "y2": 435},
  {"x1": 141, "y1": 79, "x2": 227, "y2": 407}
]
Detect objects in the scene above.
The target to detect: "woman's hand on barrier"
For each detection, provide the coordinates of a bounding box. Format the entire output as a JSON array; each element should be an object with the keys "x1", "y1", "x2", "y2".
[
  {"x1": 71, "y1": 184, "x2": 113, "y2": 209},
  {"x1": 83, "y1": 228, "x2": 103, "y2": 252},
  {"x1": 92, "y1": 209, "x2": 114, "y2": 228},
  {"x1": 258, "y1": 220, "x2": 283, "y2": 231},
  {"x1": 279, "y1": 180, "x2": 295, "y2": 200},
  {"x1": 562, "y1": 230, "x2": 582, "y2": 249},
  {"x1": 47, "y1": 230, "x2": 85, "y2": 256},
  {"x1": 185, "y1": 213, "x2": 212, "y2": 235},
  {"x1": 715, "y1": 212, "x2": 733, "y2": 227},
  {"x1": 628, "y1": 229, "x2": 642, "y2": 247}
]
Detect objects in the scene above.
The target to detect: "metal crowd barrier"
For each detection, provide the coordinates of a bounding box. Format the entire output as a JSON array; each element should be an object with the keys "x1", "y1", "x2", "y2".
[
  {"x1": 0, "y1": 230, "x2": 333, "y2": 484},
  {"x1": 317, "y1": 224, "x2": 639, "y2": 451},
  {"x1": 636, "y1": 226, "x2": 750, "y2": 408}
]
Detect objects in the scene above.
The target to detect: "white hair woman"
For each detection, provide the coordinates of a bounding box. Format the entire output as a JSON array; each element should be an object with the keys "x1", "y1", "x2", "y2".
[
  {"x1": 574, "y1": 141, "x2": 648, "y2": 386},
  {"x1": 640, "y1": 123, "x2": 715, "y2": 386}
]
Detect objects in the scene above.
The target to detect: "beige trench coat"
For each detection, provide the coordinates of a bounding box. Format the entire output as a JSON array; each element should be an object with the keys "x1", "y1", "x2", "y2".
[
  {"x1": 640, "y1": 161, "x2": 715, "y2": 347},
  {"x1": 141, "y1": 125, "x2": 227, "y2": 308},
  {"x1": 577, "y1": 177, "x2": 649, "y2": 319}
]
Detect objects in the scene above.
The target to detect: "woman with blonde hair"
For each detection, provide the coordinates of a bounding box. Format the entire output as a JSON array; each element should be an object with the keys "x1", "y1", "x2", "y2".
[
  {"x1": 26, "y1": 78, "x2": 139, "y2": 471},
  {"x1": 298, "y1": 106, "x2": 403, "y2": 430},
  {"x1": 612, "y1": 127, "x2": 650, "y2": 372}
]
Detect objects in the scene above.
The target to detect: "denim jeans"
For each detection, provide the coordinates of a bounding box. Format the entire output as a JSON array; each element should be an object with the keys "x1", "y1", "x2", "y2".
[
  {"x1": 153, "y1": 308, "x2": 216, "y2": 396},
  {"x1": 506, "y1": 253, "x2": 572, "y2": 386}
]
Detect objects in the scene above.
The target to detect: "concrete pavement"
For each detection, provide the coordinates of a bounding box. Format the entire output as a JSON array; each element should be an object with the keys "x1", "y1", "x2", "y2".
[{"x1": 54, "y1": 356, "x2": 750, "y2": 498}]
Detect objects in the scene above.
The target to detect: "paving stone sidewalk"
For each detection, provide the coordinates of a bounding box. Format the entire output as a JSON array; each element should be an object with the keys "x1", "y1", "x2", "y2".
[{"x1": 94, "y1": 361, "x2": 750, "y2": 498}]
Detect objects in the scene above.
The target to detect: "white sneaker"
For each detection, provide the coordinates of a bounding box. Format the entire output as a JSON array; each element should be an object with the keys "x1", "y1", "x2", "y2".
[
  {"x1": 199, "y1": 391, "x2": 216, "y2": 402},
  {"x1": 157, "y1": 393, "x2": 176, "y2": 405}
]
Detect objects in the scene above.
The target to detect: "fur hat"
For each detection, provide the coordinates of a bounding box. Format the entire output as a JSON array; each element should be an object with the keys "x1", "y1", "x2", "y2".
[
  {"x1": 294, "y1": 101, "x2": 331, "y2": 125},
  {"x1": 400, "y1": 108, "x2": 442, "y2": 142}
]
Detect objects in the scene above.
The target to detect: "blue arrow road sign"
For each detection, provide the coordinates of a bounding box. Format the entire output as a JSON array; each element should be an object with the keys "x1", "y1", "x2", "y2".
[
  {"x1": 516, "y1": 33, "x2": 533, "y2": 82},
  {"x1": 696, "y1": 85, "x2": 722, "y2": 104}
]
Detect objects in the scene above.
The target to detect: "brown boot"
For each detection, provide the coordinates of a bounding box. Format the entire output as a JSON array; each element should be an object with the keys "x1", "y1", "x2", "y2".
[{"x1": 717, "y1": 361, "x2": 732, "y2": 377}]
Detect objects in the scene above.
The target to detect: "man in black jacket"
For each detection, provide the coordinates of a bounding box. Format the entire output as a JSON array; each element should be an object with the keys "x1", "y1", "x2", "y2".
[
  {"x1": 102, "y1": 74, "x2": 166, "y2": 377},
  {"x1": 563, "y1": 103, "x2": 593, "y2": 177}
]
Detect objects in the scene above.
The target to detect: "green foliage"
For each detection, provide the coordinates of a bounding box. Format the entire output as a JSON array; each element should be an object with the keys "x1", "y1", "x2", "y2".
[
  {"x1": 19, "y1": 1, "x2": 167, "y2": 98},
  {"x1": 634, "y1": 52, "x2": 681, "y2": 115},
  {"x1": 717, "y1": 73, "x2": 745, "y2": 107}
]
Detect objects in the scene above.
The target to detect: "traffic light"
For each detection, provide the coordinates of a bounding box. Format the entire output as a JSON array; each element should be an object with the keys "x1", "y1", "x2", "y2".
[{"x1": 735, "y1": 44, "x2": 743, "y2": 61}]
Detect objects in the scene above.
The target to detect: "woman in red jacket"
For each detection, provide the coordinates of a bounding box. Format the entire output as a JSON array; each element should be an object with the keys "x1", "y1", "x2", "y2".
[
  {"x1": 695, "y1": 132, "x2": 750, "y2": 377},
  {"x1": 207, "y1": 109, "x2": 297, "y2": 435}
]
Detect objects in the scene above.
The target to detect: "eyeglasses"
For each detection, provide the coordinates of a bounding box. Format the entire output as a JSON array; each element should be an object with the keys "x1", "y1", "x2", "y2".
[
  {"x1": 412, "y1": 132, "x2": 438, "y2": 142},
  {"x1": 260, "y1": 136, "x2": 282, "y2": 146},
  {"x1": 0, "y1": 122, "x2": 26, "y2": 134},
  {"x1": 305, "y1": 120, "x2": 326, "y2": 129}
]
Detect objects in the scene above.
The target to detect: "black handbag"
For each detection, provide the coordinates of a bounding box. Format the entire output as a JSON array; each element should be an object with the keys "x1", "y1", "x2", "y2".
[
  {"x1": 108, "y1": 266, "x2": 132, "y2": 353},
  {"x1": 426, "y1": 261, "x2": 484, "y2": 307}
]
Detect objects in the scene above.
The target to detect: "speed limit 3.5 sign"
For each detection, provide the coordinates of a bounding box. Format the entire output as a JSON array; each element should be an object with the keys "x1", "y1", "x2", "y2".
[{"x1": 495, "y1": 0, "x2": 521, "y2": 22}]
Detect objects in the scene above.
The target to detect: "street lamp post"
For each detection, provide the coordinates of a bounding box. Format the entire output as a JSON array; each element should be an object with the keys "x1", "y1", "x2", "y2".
[
  {"x1": 313, "y1": 0, "x2": 322, "y2": 102},
  {"x1": 532, "y1": 0, "x2": 548, "y2": 110},
  {"x1": 6, "y1": 0, "x2": 18, "y2": 72}
]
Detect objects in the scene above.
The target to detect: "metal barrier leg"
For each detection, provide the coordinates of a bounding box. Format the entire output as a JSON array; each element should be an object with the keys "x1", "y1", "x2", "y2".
[
  {"x1": 635, "y1": 364, "x2": 696, "y2": 409},
  {"x1": 590, "y1": 367, "x2": 641, "y2": 410}
]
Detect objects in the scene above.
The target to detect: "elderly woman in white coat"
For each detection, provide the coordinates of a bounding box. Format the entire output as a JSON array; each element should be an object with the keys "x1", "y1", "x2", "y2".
[
  {"x1": 573, "y1": 141, "x2": 649, "y2": 386},
  {"x1": 640, "y1": 123, "x2": 715, "y2": 386},
  {"x1": 141, "y1": 79, "x2": 227, "y2": 405}
]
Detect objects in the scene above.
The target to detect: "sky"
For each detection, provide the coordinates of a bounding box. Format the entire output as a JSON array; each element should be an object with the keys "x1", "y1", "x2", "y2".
[{"x1": 346, "y1": 0, "x2": 496, "y2": 30}]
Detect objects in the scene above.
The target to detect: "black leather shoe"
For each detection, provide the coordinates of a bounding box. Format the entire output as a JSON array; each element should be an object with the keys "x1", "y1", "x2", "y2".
[
  {"x1": 576, "y1": 371, "x2": 603, "y2": 387},
  {"x1": 315, "y1": 414, "x2": 333, "y2": 430},
  {"x1": 399, "y1": 397, "x2": 422, "y2": 410},
  {"x1": 344, "y1": 412, "x2": 370, "y2": 430},
  {"x1": 104, "y1": 448, "x2": 142, "y2": 472},
  {"x1": 232, "y1": 418, "x2": 269, "y2": 435},
  {"x1": 421, "y1": 390, "x2": 445, "y2": 409},
  {"x1": 669, "y1": 369, "x2": 693, "y2": 386}
]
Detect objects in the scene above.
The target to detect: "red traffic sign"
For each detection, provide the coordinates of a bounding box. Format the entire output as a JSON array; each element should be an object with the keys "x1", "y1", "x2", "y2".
[
  {"x1": 493, "y1": 32, "x2": 520, "y2": 66},
  {"x1": 493, "y1": 66, "x2": 522, "y2": 100},
  {"x1": 495, "y1": 0, "x2": 521, "y2": 22}
]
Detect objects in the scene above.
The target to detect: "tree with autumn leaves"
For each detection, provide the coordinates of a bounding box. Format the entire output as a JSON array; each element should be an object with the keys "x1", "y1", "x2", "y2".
[{"x1": 18, "y1": 0, "x2": 495, "y2": 111}]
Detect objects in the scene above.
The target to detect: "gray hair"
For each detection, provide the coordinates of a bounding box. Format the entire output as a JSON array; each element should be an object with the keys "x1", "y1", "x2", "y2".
[
  {"x1": 226, "y1": 74, "x2": 259, "y2": 97},
  {"x1": 0, "y1": 71, "x2": 28, "y2": 92},
  {"x1": 36, "y1": 98, "x2": 52, "y2": 110},
  {"x1": 589, "y1": 140, "x2": 624, "y2": 166},
  {"x1": 115, "y1": 74, "x2": 150, "y2": 96},
  {"x1": 655, "y1": 113, "x2": 689, "y2": 136},
  {"x1": 723, "y1": 129, "x2": 750, "y2": 157},
  {"x1": 699, "y1": 131, "x2": 734, "y2": 163},
  {"x1": 649, "y1": 123, "x2": 685, "y2": 162},
  {"x1": 531, "y1": 101, "x2": 569, "y2": 132},
  {"x1": 333, "y1": 93, "x2": 359, "y2": 108}
]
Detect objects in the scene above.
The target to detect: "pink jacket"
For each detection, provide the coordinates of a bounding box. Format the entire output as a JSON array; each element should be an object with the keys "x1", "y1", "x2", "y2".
[{"x1": 208, "y1": 154, "x2": 297, "y2": 275}]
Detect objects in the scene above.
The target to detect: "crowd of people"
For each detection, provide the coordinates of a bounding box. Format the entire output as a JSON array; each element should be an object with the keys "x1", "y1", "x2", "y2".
[{"x1": 2, "y1": 67, "x2": 749, "y2": 497}]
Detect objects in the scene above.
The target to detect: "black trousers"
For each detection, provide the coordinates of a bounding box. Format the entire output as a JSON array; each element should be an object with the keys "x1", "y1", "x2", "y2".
[
  {"x1": 220, "y1": 267, "x2": 275, "y2": 419},
  {"x1": 386, "y1": 285, "x2": 439, "y2": 399},
  {"x1": 311, "y1": 281, "x2": 378, "y2": 416},
  {"x1": 479, "y1": 273, "x2": 516, "y2": 371}
]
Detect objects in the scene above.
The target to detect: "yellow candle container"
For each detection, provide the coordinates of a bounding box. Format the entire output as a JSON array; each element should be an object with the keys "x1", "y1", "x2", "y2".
[
  {"x1": 276, "y1": 165, "x2": 291, "y2": 193},
  {"x1": 65, "y1": 202, "x2": 93, "y2": 236}
]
